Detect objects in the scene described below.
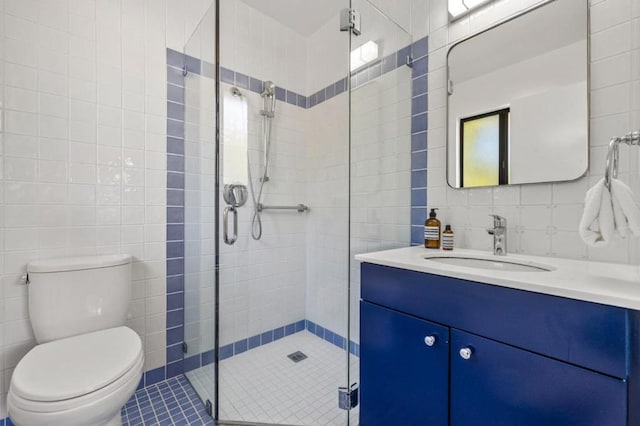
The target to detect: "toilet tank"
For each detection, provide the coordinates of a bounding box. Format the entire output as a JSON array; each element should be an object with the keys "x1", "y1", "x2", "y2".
[{"x1": 27, "y1": 254, "x2": 132, "y2": 344}]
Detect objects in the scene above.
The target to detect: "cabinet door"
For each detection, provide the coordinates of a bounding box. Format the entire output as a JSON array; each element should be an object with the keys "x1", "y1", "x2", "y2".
[
  {"x1": 360, "y1": 302, "x2": 449, "y2": 426},
  {"x1": 451, "y1": 329, "x2": 627, "y2": 426}
]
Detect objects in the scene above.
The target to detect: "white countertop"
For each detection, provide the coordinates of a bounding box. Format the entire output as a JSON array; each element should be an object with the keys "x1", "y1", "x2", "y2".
[{"x1": 355, "y1": 246, "x2": 640, "y2": 310}]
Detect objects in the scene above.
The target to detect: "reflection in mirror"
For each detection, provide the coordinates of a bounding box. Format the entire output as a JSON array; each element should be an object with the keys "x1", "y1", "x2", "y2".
[
  {"x1": 461, "y1": 108, "x2": 509, "y2": 187},
  {"x1": 447, "y1": 0, "x2": 588, "y2": 188}
]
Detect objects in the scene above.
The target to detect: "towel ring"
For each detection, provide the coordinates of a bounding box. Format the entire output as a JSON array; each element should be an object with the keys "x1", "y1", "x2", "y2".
[{"x1": 604, "y1": 131, "x2": 640, "y2": 191}]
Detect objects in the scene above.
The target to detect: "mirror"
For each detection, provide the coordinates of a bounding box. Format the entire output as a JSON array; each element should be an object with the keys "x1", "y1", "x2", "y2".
[{"x1": 446, "y1": 0, "x2": 588, "y2": 188}]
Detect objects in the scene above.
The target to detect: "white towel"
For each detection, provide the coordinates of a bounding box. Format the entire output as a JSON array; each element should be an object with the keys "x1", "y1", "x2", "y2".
[
  {"x1": 579, "y1": 178, "x2": 640, "y2": 247},
  {"x1": 610, "y1": 178, "x2": 640, "y2": 237}
]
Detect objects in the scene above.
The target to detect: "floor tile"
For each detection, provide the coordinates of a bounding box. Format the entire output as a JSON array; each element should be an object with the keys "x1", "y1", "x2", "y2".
[{"x1": 186, "y1": 331, "x2": 359, "y2": 425}]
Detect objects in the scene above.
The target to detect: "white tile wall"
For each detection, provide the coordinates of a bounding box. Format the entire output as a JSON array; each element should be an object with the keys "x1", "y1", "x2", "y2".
[
  {"x1": 217, "y1": 86, "x2": 308, "y2": 347},
  {"x1": 348, "y1": 66, "x2": 413, "y2": 344},
  {"x1": 0, "y1": 0, "x2": 214, "y2": 418},
  {"x1": 425, "y1": 0, "x2": 640, "y2": 264},
  {"x1": 305, "y1": 0, "x2": 413, "y2": 343},
  {"x1": 183, "y1": 3, "x2": 217, "y2": 361},
  {"x1": 304, "y1": 93, "x2": 350, "y2": 340},
  {"x1": 220, "y1": 0, "x2": 307, "y2": 95},
  {"x1": 208, "y1": 1, "x2": 311, "y2": 348}
]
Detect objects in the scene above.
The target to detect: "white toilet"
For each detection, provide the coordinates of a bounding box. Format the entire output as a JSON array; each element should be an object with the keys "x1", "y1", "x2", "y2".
[{"x1": 8, "y1": 254, "x2": 144, "y2": 426}]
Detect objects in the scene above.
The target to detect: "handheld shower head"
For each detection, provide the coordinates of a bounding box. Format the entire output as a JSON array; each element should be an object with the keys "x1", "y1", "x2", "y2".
[{"x1": 261, "y1": 81, "x2": 276, "y2": 98}]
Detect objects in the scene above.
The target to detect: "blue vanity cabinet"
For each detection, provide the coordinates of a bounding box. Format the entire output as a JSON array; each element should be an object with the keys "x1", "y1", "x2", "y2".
[
  {"x1": 450, "y1": 329, "x2": 627, "y2": 426},
  {"x1": 360, "y1": 262, "x2": 637, "y2": 426},
  {"x1": 360, "y1": 302, "x2": 449, "y2": 426}
]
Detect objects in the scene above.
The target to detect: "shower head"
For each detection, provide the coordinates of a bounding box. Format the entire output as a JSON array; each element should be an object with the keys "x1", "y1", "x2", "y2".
[{"x1": 261, "y1": 81, "x2": 276, "y2": 98}]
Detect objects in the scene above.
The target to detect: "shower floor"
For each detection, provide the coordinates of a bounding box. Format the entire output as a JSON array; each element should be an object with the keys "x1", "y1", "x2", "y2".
[{"x1": 186, "y1": 331, "x2": 360, "y2": 425}]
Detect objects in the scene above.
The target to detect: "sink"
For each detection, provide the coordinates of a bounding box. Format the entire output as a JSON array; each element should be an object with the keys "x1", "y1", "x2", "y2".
[{"x1": 424, "y1": 255, "x2": 554, "y2": 272}]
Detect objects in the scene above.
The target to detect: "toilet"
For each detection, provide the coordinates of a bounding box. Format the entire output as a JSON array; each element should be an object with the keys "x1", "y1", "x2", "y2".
[{"x1": 8, "y1": 254, "x2": 144, "y2": 426}]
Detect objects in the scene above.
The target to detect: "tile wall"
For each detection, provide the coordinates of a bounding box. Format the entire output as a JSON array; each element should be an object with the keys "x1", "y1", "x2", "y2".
[
  {"x1": 0, "y1": 0, "x2": 213, "y2": 417},
  {"x1": 423, "y1": 0, "x2": 640, "y2": 264},
  {"x1": 348, "y1": 63, "x2": 414, "y2": 345},
  {"x1": 174, "y1": 2, "x2": 419, "y2": 370}
]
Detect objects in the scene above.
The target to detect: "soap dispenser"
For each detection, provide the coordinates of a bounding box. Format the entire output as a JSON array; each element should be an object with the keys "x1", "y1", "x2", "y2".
[{"x1": 424, "y1": 208, "x2": 441, "y2": 249}]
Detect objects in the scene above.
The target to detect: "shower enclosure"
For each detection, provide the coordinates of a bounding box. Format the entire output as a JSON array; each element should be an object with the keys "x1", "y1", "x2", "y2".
[{"x1": 178, "y1": 1, "x2": 412, "y2": 424}]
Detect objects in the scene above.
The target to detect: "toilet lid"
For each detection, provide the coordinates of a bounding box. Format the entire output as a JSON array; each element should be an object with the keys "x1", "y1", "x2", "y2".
[{"x1": 11, "y1": 326, "x2": 142, "y2": 402}]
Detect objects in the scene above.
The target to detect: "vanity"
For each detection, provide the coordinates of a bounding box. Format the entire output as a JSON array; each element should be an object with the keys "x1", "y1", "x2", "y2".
[{"x1": 356, "y1": 247, "x2": 640, "y2": 426}]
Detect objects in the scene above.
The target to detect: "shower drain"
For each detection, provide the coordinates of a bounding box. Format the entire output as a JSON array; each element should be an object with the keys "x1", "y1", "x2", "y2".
[{"x1": 287, "y1": 351, "x2": 308, "y2": 363}]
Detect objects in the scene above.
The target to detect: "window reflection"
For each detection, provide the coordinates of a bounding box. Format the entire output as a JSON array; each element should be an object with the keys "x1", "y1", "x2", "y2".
[{"x1": 460, "y1": 108, "x2": 509, "y2": 188}]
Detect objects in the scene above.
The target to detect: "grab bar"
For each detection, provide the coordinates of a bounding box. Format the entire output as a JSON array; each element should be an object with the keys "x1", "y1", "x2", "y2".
[
  {"x1": 257, "y1": 203, "x2": 309, "y2": 213},
  {"x1": 223, "y1": 206, "x2": 238, "y2": 244}
]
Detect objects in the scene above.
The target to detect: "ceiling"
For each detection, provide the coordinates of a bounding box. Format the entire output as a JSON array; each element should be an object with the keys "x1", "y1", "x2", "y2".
[{"x1": 239, "y1": 0, "x2": 346, "y2": 37}]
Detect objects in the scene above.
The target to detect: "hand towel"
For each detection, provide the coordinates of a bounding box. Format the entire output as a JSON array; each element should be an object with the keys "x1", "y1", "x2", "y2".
[
  {"x1": 579, "y1": 178, "x2": 640, "y2": 247},
  {"x1": 610, "y1": 178, "x2": 640, "y2": 237},
  {"x1": 579, "y1": 178, "x2": 615, "y2": 247}
]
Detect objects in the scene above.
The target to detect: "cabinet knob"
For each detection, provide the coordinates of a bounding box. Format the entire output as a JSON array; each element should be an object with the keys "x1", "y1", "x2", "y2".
[
  {"x1": 459, "y1": 347, "x2": 473, "y2": 360},
  {"x1": 424, "y1": 335, "x2": 437, "y2": 346}
]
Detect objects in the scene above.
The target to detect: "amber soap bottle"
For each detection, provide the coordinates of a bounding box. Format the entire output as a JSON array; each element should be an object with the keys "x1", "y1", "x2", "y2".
[
  {"x1": 424, "y1": 208, "x2": 441, "y2": 249},
  {"x1": 442, "y1": 225, "x2": 454, "y2": 250}
]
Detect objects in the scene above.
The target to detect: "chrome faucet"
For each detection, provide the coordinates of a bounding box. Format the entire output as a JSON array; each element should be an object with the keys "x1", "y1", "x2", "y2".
[{"x1": 487, "y1": 215, "x2": 507, "y2": 256}]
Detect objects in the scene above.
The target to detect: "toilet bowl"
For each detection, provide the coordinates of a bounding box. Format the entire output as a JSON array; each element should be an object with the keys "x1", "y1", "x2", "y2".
[{"x1": 8, "y1": 326, "x2": 143, "y2": 426}]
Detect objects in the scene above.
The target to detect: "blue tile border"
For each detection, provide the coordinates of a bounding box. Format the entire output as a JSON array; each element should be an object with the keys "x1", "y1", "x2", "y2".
[
  {"x1": 180, "y1": 319, "x2": 359, "y2": 375},
  {"x1": 305, "y1": 320, "x2": 360, "y2": 357},
  {"x1": 409, "y1": 36, "x2": 429, "y2": 245},
  {"x1": 170, "y1": 41, "x2": 414, "y2": 113},
  {"x1": 166, "y1": 49, "x2": 186, "y2": 383}
]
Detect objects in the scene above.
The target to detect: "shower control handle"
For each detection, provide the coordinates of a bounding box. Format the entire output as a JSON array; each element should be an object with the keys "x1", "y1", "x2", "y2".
[
  {"x1": 223, "y1": 184, "x2": 248, "y2": 208},
  {"x1": 223, "y1": 206, "x2": 238, "y2": 245}
]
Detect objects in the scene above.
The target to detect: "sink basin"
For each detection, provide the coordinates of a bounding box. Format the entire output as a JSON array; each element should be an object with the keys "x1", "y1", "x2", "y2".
[{"x1": 424, "y1": 255, "x2": 554, "y2": 272}]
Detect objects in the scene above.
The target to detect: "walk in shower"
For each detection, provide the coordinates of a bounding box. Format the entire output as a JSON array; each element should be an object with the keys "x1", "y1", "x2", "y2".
[{"x1": 177, "y1": 1, "x2": 413, "y2": 424}]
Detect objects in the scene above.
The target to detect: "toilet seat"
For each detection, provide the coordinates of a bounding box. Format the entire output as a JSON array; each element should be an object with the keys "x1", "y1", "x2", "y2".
[
  {"x1": 11, "y1": 326, "x2": 142, "y2": 403},
  {"x1": 8, "y1": 327, "x2": 144, "y2": 426}
]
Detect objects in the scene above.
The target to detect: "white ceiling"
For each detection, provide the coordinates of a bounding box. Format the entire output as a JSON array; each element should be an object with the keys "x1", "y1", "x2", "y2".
[{"x1": 239, "y1": 0, "x2": 346, "y2": 37}]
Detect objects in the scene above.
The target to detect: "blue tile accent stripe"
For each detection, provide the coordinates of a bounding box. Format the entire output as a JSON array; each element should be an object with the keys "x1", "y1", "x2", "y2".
[
  {"x1": 184, "y1": 320, "x2": 305, "y2": 373},
  {"x1": 166, "y1": 49, "x2": 187, "y2": 383},
  {"x1": 410, "y1": 36, "x2": 429, "y2": 246},
  {"x1": 305, "y1": 320, "x2": 360, "y2": 357},
  {"x1": 180, "y1": 319, "x2": 359, "y2": 375},
  {"x1": 198, "y1": 43, "x2": 412, "y2": 112}
]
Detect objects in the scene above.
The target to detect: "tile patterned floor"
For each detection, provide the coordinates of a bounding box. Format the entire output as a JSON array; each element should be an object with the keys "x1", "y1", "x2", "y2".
[
  {"x1": 121, "y1": 375, "x2": 214, "y2": 426},
  {"x1": 186, "y1": 331, "x2": 360, "y2": 425}
]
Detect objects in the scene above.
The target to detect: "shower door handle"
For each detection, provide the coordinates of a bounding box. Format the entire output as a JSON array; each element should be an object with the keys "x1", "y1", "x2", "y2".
[{"x1": 223, "y1": 206, "x2": 238, "y2": 245}]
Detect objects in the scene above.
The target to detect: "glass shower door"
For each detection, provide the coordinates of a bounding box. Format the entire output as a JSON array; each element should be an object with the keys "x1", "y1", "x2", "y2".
[
  {"x1": 348, "y1": 3, "x2": 413, "y2": 425},
  {"x1": 216, "y1": 1, "x2": 352, "y2": 424},
  {"x1": 181, "y1": 0, "x2": 413, "y2": 424},
  {"x1": 182, "y1": 1, "x2": 218, "y2": 417}
]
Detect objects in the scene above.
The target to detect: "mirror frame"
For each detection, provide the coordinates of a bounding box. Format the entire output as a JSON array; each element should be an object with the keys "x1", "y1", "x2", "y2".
[{"x1": 445, "y1": 0, "x2": 591, "y2": 189}]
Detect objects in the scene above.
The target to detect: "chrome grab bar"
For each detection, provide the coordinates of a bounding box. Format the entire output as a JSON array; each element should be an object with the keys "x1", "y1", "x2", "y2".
[
  {"x1": 223, "y1": 206, "x2": 238, "y2": 245},
  {"x1": 257, "y1": 203, "x2": 309, "y2": 213}
]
